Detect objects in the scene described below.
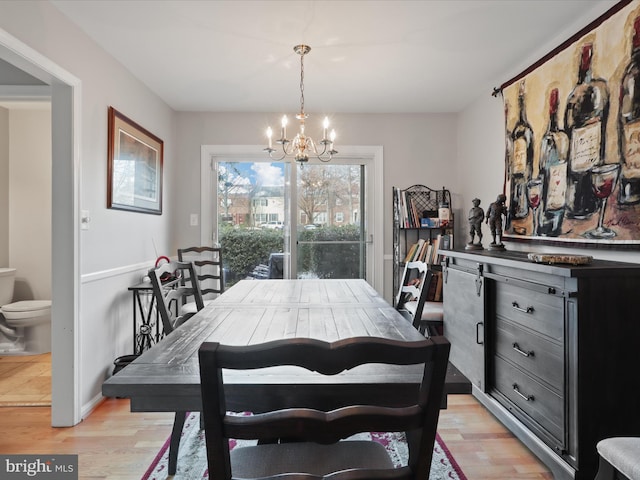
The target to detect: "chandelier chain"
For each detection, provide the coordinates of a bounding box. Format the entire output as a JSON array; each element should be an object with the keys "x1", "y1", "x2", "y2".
[{"x1": 299, "y1": 52, "x2": 305, "y2": 115}]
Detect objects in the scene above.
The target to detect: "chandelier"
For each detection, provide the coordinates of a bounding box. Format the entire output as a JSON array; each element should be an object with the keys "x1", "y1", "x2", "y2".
[{"x1": 264, "y1": 44, "x2": 337, "y2": 164}]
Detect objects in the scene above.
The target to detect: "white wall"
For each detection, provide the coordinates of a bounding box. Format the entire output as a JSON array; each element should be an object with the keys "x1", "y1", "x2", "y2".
[
  {"x1": 0, "y1": 1, "x2": 176, "y2": 415},
  {"x1": 0, "y1": 106, "x2": 8, "y2": 267},
  {"x1": 174, "y1": 112, "x2": 458, "y2": 301},
  {"x1": 8, "y1": 108, "x2": 52, "y2": 301}
]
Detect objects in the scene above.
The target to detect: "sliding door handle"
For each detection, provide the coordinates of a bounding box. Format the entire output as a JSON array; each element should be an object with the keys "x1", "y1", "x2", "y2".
[{"x1": 475, "y1": 322, "x2": 484, "y2": 345}]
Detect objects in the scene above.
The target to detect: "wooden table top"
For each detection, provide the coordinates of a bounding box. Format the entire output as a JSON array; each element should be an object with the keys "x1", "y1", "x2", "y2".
[{"x1": 102, "y1": 279, "x2": 469, "y2": 412}]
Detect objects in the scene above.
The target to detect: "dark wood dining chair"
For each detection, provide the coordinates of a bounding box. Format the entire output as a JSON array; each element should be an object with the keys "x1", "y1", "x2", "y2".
[
  {"x1": 148, "y1": 259, "x2": 205, "y2": 475},
  {"x1": 395, "y1": 260, "x2": 432, "y2": 334},
  {"x1": 148, "y1": 260, "x2": 205, "y2": 334},
  {"x1": 177, "y1": 246, "x2": 224, "y2": 314},
  {"x1": 198, "y1": 335, "x2": 451, "y2": 480}
]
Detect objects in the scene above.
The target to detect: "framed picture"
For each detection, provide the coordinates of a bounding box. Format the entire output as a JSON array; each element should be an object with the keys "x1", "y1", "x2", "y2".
[
  {"x1": 107, "y1": 106, "x2": 163, "y2": 214},
  {"x1": 496, "y1": 0, "x2": 640, "y2": 248}
]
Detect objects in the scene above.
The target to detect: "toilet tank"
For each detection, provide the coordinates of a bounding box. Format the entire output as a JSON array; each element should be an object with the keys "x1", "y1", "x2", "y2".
[{"x1": 0, "y1": 268, "x2": 16, "y2": 306}]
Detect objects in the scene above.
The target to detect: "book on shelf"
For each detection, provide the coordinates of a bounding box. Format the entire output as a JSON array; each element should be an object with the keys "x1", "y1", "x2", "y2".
[
  {"x1": 412, "y1": 239, "x2": 425, "y2": 262},
  {"x1": 417, "y1": 242, "x2": 430, "y2": 263},
  {"x1": 440, "y1": 233, "x2": 452, "y2": 250},
  {"x1": 430, "y1": 233, "x2": 454, "y2": 265},
  {"x1": 433, "y1": 270, "x2": 443, "y2": 301},
  {"x1": 406, "y1": 239, "x2": 442, "y2": 264},
  {"x1": 396, "y1": 187, "x2": 434, "y2": 229},
  {"x1": 404, "y1": 239, "x2": 450, "y2": 266},
  {"x1": 420, "y1": 217, "x2": 441, "y2": 228},
  {"x1": 430, "y1": 235, "x2": 440, "y2": 264},
  {"x1": 395, "y1": 186, "x2": 453, "y2": 233},
  {"x1": 425, "y1": 270, "x2": 443, "y2": 302},
  {"x1": 404, "y1": 242, "x2": 419, "y2": 263},
  {"x1": 423, "y1": 244, "x2": 432, "y2": 265}
]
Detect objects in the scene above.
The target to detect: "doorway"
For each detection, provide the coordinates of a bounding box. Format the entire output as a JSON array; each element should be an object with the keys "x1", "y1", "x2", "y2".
[
  {"x1": 0, "y1": 28, "x2": 81, "y2": 425},
  {"x1": 0, "y1": 101, "x2": 52, "y2": 406}
]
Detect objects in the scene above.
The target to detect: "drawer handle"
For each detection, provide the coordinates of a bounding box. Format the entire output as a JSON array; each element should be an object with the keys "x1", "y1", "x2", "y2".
[
  {"x1": 512, "y1": 301, "x2": 534, "y2": 314},
  {"x1": 512, "y1": 342, "x2": 534, "y2": 358},
  {"x1": 512, "y1": 383, "x2": 534, "y2": 402}
]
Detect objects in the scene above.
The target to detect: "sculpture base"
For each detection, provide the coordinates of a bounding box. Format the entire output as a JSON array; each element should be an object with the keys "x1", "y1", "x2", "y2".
[
  {"x1": 465, "y1": 243, "x2": 483, "y2": 251},
  {"x1": 488, "y1": 243, "x2": 506, "y2": 251}
]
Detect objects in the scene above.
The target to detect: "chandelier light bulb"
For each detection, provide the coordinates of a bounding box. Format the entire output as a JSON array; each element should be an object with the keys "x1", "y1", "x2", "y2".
[
  {"x1": 263, "y1": 44, "x2": 338, "y2": 163},
  {"x1": 266, "y1": 126, "x2": 273, "y2": 149}
]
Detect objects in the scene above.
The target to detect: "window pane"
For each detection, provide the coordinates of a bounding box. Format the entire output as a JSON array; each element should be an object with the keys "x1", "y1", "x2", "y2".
[
  {"x1": 296, "y1": 164, "x2": 364, "y2": 279},
  {"x1": 217, "y1": 162, "x2": 285, "y2": 285}
]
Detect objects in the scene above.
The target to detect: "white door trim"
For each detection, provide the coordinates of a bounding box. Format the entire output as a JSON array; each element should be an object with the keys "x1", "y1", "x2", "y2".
[{"x1": 0, "y1": 27, "x2": 82, "y2": 426}]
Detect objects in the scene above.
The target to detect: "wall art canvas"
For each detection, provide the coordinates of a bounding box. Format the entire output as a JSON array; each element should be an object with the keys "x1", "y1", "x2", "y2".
[
  {"x1": 501, "y1": 0, "x2": 640, "y2": 246},
  {"x1": 107, "y1": 107, "x2": 163, "y2": 215}
]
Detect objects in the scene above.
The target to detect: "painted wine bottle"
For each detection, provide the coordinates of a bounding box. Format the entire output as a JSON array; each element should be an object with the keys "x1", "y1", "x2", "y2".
[
  {"x1": 503, "y1": 102, "x2": 514, "y2": 229},
  {"x1": 538, "y1": 88, "x2": 569, "y2": 236},
  {"x1": 618, "y1": 17, "x2": 640, "y2": 205},
  {"x1": 564, "y1": 43, "x2": 609, "y2": 219},
  {"x1": 509, "y1": 80, "x2": 533, "y2": 222}
]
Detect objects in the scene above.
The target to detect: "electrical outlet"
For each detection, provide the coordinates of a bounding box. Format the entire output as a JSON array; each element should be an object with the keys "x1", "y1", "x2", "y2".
[{"x1": 190, "y1": 213, "x2": 199, "y2": 226}]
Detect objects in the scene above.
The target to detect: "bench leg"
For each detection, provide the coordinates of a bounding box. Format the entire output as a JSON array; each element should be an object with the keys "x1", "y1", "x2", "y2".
[{"x1": 168, "y1": 411, "x2": 187, "y2": 475}]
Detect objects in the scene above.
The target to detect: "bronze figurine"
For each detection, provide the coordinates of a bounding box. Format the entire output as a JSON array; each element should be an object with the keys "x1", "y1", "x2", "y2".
[
  {"x1": 466, "y1": 198, "x2": 484, "y2": 250},
  {"x1": 486, "y1": 194, "x2": 507, "y2": 249}
]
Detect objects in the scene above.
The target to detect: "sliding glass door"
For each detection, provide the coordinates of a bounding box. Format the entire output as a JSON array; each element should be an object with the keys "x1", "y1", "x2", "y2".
[{"x1": 210, "y1": 159, "x2": 366, "y2": 286}]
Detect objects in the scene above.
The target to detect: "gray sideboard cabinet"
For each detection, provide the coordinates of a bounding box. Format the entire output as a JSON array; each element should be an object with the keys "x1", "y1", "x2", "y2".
[{"x1": 440, "y1": 249, "x2": 640, "y2": 480}]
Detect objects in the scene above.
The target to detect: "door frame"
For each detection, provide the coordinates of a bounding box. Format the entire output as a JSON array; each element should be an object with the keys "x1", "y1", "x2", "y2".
[
  {"x1": 0, "y1": 28, "x2": 82, "y2": 425},
  {"x1": 200, "y1": 145, "x2": 384, "y2": 294}
]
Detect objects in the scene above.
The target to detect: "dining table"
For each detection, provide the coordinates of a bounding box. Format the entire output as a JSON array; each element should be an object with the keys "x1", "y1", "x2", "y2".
[{"x1": 101, "y1": 278, "x2": 469, "y2": 473}]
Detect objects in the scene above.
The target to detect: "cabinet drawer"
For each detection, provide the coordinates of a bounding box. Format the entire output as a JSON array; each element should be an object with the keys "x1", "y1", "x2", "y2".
[
  {"x1": 494, "y1": 281, "x2": 563, "y2": 342},
  {"x1": 494, "y1": 356, "x2": 564, "y2": 443},
  {"x1": 495, "y1": 318, "x2": 563, "y2": 391}
]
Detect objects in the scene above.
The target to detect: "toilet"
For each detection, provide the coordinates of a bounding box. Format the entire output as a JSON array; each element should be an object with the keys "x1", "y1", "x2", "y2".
[{"x1": 0, "y1": 267, "x2": 51, "y2": 355}]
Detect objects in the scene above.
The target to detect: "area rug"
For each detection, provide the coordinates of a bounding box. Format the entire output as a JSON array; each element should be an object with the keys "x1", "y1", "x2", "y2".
[{"x1": 142, "y1": 412, "x2": 467, "y2": 480}]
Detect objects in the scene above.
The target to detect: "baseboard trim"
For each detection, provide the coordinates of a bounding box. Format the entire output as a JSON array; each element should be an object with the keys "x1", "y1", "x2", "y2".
[{"x1": 82, "y1": 392, "x2": 106, "y2": 420}]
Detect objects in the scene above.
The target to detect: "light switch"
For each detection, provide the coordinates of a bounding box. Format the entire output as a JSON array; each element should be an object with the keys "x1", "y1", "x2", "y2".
[{"x1": 190, "y1": 213, "x2": 199, "y2": 226}]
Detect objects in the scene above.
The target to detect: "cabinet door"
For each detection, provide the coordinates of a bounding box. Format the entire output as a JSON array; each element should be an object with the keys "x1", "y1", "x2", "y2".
[{"x1": 442, "y1": 264, "x2": 485, "y2": 389}]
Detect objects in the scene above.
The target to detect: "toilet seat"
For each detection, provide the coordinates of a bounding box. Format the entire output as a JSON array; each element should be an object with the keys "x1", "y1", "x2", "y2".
[{"x1": 1, "y1": 300, "x2": 51, "y2": 320}]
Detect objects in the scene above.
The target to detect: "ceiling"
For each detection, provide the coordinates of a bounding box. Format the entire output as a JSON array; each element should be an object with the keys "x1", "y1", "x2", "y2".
[{"x1": 48, "y1": 0, "x2": 615, "y2": 114}]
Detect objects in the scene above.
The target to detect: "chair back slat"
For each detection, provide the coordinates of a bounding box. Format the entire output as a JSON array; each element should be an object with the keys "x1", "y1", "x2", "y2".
[
  {"x1": 224, "y1": 404, "x2": 424, "y2": 444},
  {"x1": 215, "y1": 337, "x2": 435, "y2": 372},
  {"x1": 177, "y1": 246, "x2": 224, "y2": 298},
  {"x1": 198, "y1": 336, "x2": 450, "y2": 480}
]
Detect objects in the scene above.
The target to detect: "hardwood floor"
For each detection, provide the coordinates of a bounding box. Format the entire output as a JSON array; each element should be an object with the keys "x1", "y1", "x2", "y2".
[
  {"x1": 439, "y1": 395, "x2": 553, "y2": 479},
  {"x1": 0, "y1": 394, "x2": 552, "y2": 480},
  {"x1": 0, "y1": 352, "x2": 51, "y2": 406}
]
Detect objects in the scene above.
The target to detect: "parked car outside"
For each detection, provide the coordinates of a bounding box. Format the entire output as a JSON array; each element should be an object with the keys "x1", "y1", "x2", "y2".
[{"x1": 262, "y1": 221, "x2": 284, "y2": 229}]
